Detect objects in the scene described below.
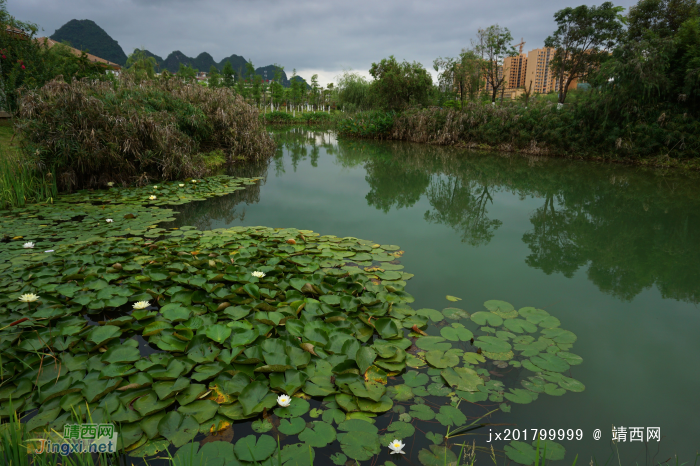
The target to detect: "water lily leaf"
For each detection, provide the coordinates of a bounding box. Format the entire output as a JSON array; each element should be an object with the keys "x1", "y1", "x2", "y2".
[
  {"x1": 205, "y1": 324, "x2": 232, "y2": 343},
  {"x1": 402, "y1": 371, "x2": 429, "y2": 388},
  {"x1": 418, "y1": 445, "x2": 457, "y2": 466},
  {"x1": 446, "y1": 295, "x2": 462, "y2": 302},
  {"x1": 275, "y1": 397, "x2": 310, "y2": 418},
  {"x1": 484, "y1": 300, "x2": 518, "y2": 318},
  {"x1": 529, "y1": 354, "x2": 569, "y2": 373},
  {"x1": 89, "y1": 325, "x2": 121, "y2": 345},
  {"x1": 416, "y1": 308, "x2": 444, "y2": 322},
  {"x1": 442, "y1": 308, "x2": 470, "y2": 320},
  {"x1": 278, "y1": 417, "x2": 306, "y2": 435},
  {"x1": 470, "y1": 312, "x2": 503, "y2": 327},
  {"x1": 463, "y1": 352, "x2": 486, "y2": 364},
  {"x1": 330, "y1": 452, "x2": 347, "y2": 465},
  {"x1": 541, "y1": 328, "x2": 577, "y2": 344},
  {"x1": 322, "y1": 408, "x2": 346, "y2": 425},
  {"x1": 558, "y1": 375, "x2": 585, "y2": 392},
  {"x1": 537, "y1": 316, "x2": 561, "y2": 328},
  {"x1": 356, "y1": 346, "x2": 377, "y2": 374},
  {"x1": 503, "y1": 318, "x2": 538, "y2": 334},
  {"x1": 440, "y1": 325, "x2": 473, "y2": 341},
  {"x1": 544, "y1": 383, "x2": 566, "y2": 396},
  {"x1": 101, "y1": 346, "x2": 141, "y2": 364},
  {"x1": 409, "y1": 404, "x2": 435, "y2": 421},
  {"x1": 436, "y1": 405, "x2": 467, "y2": 427},
  {"x1": 298, "y1": 421, "x2": 336, "y2": 448},
  {"x1": 386, "y1": 384, "x2": 413, "y2": 401},
  {"x1": 557, "y1": 352, "x2": 583, "y2": 365},
  {"x1": 416, "y1": 336, "x2": 451, "y2": 351},
  {"x1": 441, "y1": 367, "x2": 483, "y2": 392},
  {"x1": 504, "y1": 388, "x2": 537, "y2": 404},
  {"x1": 426, "y1": 431, "x2": 444, "y2": 445},
  {"x1": 281, "y1": 443, "x2": 315, "y2": 466},
  {"x1": 234, "y1": 434, "x2": 276, "y2": 462},
  {"x1": 425, "y1": 350, "x2": 459, "y2": 368},
  {"x1": 338, "y1": 430, "x2": 380, "y2": 461},
  {"x1": 252, "y1": 419, "x2": 274, "y2": 433},
  {"x1": 386, "y1": 421, "x2": 415, "y2": 439},
  {"x1": 238, "y1": 381, "x2": 271, "y2": 416},
  {"x1": 177, "y1": 400, "x2": 218, "y2": 423},
  {"x1": 474, "y1": 335, "x2": 511, "y2": 353},
  {"x1": 243, "y1": 283, "x2": 260, "y2": 300}
]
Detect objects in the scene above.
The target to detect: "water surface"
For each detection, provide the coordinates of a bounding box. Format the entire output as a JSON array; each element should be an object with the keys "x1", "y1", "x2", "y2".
[{"x1": 167, "y1": 127, "x2": 700, "y2": 462}]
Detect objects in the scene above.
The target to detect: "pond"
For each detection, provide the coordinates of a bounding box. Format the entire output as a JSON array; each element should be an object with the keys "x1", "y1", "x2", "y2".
[{"x1": 159, "y1": 127, "x2": 700, "y2": 462}]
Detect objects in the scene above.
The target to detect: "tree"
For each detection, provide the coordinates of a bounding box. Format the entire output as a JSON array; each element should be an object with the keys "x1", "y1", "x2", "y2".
[
  {"x1": 271, "y1": 64, "x2": 285, "y2": 107},
  {"x1": 627, "y1": 0, "x2": 699, "y2": 41},
  {"x1": 126, "y1": 47, "x2": 157, "y2": 80},
  {"x1": 310, "y1": 74, "x2": 320, "y2": 109},
  {"x1": 335, "y1": 71, "x2": 372, "y2": 111},
  {"x1": 473, "y1": 25, "x2": 517, "y2": 103},
  {"x1": 544, "y1": 2, "x2": 625, "y2": 104},
  {"x1": 222, "y1": 61, "x2": 235, "y2": 88},
  {"x1": 208, "y1": 64, "x2": 221, "y2": 88},
  {"x1": 434, "y1": 49, "x2": 484, "y2": 110},
  {"x1": 177, "y1": 63, "x2": 197, "y2": 82},
  {"x1": 252, "y1": 73, "x2": 262, "y2": 105},
  {"x1": 369, "y1": 55, "x2": 433, "y2": 111}
]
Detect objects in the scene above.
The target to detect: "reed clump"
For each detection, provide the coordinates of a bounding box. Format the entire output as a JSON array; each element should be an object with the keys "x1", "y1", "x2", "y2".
[{"x1": 14, "y1": 74, "x2": 276, "y2": 191}]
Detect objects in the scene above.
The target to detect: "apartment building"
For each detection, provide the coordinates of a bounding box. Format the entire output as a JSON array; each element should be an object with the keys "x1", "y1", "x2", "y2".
[
  {"x1": 503, "y1": 53, "x2": 527, "y2": 90},
  {"x1": 523, "y1": 47, "x2": 577, "y2": 94}
]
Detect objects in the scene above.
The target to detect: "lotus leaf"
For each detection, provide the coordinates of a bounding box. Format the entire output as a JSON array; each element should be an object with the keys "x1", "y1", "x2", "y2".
[
  {"x1": 234, "y1": 434, "x2": 276, "y2": 462},
  {"x1": 418, "y1": 445, "x2": 458, "y2": 466}
]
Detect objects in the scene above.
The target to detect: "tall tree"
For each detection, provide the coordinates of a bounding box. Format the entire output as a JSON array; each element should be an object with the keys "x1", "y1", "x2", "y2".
[
  {"x1": 272, "y1": 64, "x2": 285, "y2": 107},
  {"x1": 126, "y1": 47, "x2": 157, "y2": 80},
  {"x1": 310, "y1": 74, "x2": 320, "y2": 109},
  {"x1": 369, "y1": 55, "x2": 433, "y2": 111},
  {"x1": 627, "y1": 0, "x2": 699, "y2": 41},
  {"x1": 177, "y1": 63, "x2": 197, "y2": 82},
  {"x1": 208, "y1": 64, "x2": 221, "y2": 88},
  {"x1": 222, "y1": 61, "x2": 235, "y2": 88},
  {"x1": 473, "y1": 25, "x2": 517, "y2": 103},
  {"x1": 544, "y1": 2, "x2": 625, "y2": 104}
]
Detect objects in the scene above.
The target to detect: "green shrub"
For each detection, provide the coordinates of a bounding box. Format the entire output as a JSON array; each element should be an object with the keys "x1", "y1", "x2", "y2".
[
  {"x1": 337, "y1": 110, "x2": 396, "y2": 138},
  {"x1": 14, "y1": 74, "x2": 275, "y2": 191},
  {"x1": 264, "y1": 110, "x2": 296, "y2": 123}
]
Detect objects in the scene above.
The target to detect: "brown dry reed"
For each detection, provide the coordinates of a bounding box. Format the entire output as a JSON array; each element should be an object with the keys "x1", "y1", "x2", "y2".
[{"x1": 14, "y1": 74, "x2": 276, "y2": 191}]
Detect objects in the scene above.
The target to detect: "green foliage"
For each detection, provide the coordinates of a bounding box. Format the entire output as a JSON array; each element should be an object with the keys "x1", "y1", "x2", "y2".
[
  {"x1": 177, "y1": 63, "x2": 198, "y2": 82},
  {"x1": 14, "y1": 75, "x2": 275, "y2": 191},
  {"x1": 126, "y1": 47, "x2": 157, "y2": 80},
  {"x1": 337, "y1": 110, "x2": 396, "y2": 138},
  {"x1": 544, "y1": 2, "x2": 625, "y2": 103},
  {"x1": 336, "y1": 71, "x2": 373, "y2": 112},
  {"x1": 473, "y1": 25, "x2": 517, "y2": 102},
  {"x1": 208, "y1": 65, "x2": 221, "y2": 88},
  {"x1": 369, "y1": 55, "x2": 433, "y2": 111},
  {"x1": 221, "y1": 61, "x2": 235, "y2": 88}
]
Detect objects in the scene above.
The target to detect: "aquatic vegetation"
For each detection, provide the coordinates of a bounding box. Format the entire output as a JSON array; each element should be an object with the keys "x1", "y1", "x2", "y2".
[{"x1": 0, "y1": 173, "x2": 585, "y2": 465}]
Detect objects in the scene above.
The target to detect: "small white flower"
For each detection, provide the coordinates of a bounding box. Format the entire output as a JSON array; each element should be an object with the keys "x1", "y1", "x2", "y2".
[
  {"x1": 388, "y1": 439, "x2": 405, "y2": 455},
  {"x1": 179, "y1": 184, "x2": 185, "y2": 187},
  {"x1": 23, "y1": 242, "x2": 35, "y2": 249},
  {"x1": 191, "y1": 180, "x2": 197, "y2": 183},
  {"x1": 132, "y1": 301, "x2": 150, "y2": 310},
  {"x1": 106, "y1": 219, "x2": 113, "y2": 223},
  {"x1": 149, "y1": 195, "x2": 157, "y2": 200},
  {"x1": 153, "y1": 186, "x2": 158, "y2": 189},
  {"x1": 44, "y1": 250, "x2": 54, "y2": 253},
  {"x1": 19, "y1": 293, "x2": 39, "y2": 303},
  {"x1": 277, "y1": 394, "x2": 291, "y2": 407},
  {"x1": 107, "y1": 182, "x2": 114, "y2": 187},
  {"x1": 251, "y1": 271, "x2": 266, "y2": 278}
]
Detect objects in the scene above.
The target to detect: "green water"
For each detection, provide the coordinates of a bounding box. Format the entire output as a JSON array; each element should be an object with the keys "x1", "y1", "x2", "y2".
[{"x1": 168, "y1": 127, "x2": 700, "y2": 462}]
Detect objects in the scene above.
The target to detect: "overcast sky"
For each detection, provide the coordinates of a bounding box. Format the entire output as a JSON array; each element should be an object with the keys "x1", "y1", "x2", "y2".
[{"x1": 10, "y1": 0, "x2": 637, "y2": 86}]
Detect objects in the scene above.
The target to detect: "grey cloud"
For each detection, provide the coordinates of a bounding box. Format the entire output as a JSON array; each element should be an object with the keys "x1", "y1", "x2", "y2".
[{"x1": 10, "y1": 0, "x2": 638, "y2": 85}]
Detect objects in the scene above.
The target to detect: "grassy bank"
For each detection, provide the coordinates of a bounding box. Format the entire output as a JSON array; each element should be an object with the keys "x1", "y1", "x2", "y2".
[
  {"x1": 262, "y1": 110, "x2": 348, "y2": 126},
  {"x1": 14, "y1": 75, "x2": 275, "y2": 194},
  {"x1": 337, "y1": 102, "x2": 700, "y2": 170}
]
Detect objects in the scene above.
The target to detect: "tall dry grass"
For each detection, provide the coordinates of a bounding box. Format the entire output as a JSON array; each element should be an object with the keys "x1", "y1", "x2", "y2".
[{"x1": 14, "y1": 75, "x2": 275, "y2": 191}]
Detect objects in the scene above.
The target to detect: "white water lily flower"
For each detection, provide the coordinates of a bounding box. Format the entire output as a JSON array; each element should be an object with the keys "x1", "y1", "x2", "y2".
[
  {"x1": 106, "y1": 219, "x2": 113, "y2": 223},
  {"x1": 149, "y1": 195, "x2": 157, "y2": 200},
  {"x1": 19, "y1": 293, "x2": 39, "y2": 303},
  {"x1": 23, "y1": 242, "x2": 35, "y2": 249},
  {"x1": 132, "y1": 301, "x2": 150, "y2": 310},
  {"x1": 277, "y1": 394, "x2": 291, "y2": 407},
  {"x1": 191, "y1": 179, "x2": 197, "y2": 183},
  {"x1": 153, "y1": 186, "x2": 158, "y2": 189},
  {"x1": 179, "y1": 184, "x2": 185, "y2": 187},
  {"x1": 107, "y1": 182, "x2": 114, "y2": 187},
  {"x1": 251, "y1": 271, "x2": 266, "y2": 278},
  {"x1": 388, "y1": 439, "x2": 405, "y2": 454},
  {"x1": 44, "y1": 250, "x2": 54, "y2": 253}
]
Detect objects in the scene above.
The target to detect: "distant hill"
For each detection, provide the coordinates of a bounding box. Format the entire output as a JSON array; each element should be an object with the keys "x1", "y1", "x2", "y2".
[
  {"x1": 52, "y1": 19, "x2": 306, "y2": 87},
  {"x1": 50, "y1": 19, "x2": 128, "y2": 66}
]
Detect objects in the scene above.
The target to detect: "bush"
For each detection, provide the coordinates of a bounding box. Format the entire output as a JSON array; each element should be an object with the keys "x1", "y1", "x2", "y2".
[
  {"x1": 264, "y1": 110, "x2": 296, "y2": 124},
  {"x1": 15, "y1": 74, "x2": 276, "y2": 191},
  {"x1": 337, "y1": 110, "x2": 396, "y2": 138}
]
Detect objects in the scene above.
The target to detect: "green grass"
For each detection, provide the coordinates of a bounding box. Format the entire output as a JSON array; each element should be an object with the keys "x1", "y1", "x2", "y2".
[{"x1": 0, "y1": 144, "x2": 57, "y2": 210}]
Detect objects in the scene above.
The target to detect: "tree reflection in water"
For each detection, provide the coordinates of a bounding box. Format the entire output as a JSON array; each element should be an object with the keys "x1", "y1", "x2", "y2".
[{"x1": 173, "y1": 127, "x2": 700, "y2": 305}]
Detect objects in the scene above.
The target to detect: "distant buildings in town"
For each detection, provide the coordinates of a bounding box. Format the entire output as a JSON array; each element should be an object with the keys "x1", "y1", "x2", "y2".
[{"x1": 475, "y1": 39, "x2": 579, "y2": 100}]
